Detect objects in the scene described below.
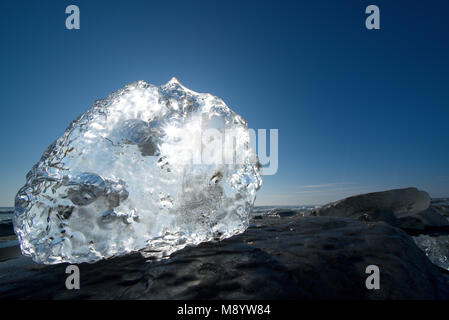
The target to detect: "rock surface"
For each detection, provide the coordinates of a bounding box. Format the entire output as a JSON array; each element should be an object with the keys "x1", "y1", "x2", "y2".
[
  {"x1": 314, "y1": 188, "x2": 430, "y2": 218},
  {"x1": 398, "y1": 207, "x2": 449, "y2": 231},
  {"x1": 314, "y1": 188, "x2": 449, "y2": 231},
  {"x1": 0, "y1": 213, "x2": 448, "y2": 299},
  {"x1": 431, "y1": 199, "x2": 449, "y2": 219}
]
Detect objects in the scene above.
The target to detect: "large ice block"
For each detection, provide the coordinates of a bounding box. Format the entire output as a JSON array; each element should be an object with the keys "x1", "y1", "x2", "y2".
[{"x1": 13, "y1": 78, "x2": 262, "y2": 264}]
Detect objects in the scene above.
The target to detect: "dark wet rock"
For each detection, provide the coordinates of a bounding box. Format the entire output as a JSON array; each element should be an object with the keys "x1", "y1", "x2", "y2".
[
  {"x1": 398, "y1": 207, "x2": 449, "y2": 231},
  {"x1": 431, "y1": 199, "x2": 449, "y2": 219},
  {"x1": 275, "y1": 210, "x2": 298, "y2": 217},
  {"x1": 315, "y1": 188, "x2": 449, "y2": 232},
  {"x1": 355, "y1": 209, "x2": 400, "y2": 227},
  {"x1": 0, "y1": 220, "x2": 14, "y2": 237},
  {"x1": 0, "y1": 214, "x2": 448, "y2": 300},
  {"x1": 315, "y1": 188, "x2": 430, "y2": 218},
  {"x1": 0, "y1": 243, "x2": 20, "y2": 262}
]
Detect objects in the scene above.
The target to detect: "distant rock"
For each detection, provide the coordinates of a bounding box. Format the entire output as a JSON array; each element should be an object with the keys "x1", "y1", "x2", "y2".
[
  {"x1": 310, "y1": 188, "x2": 449, "y2": 274},
  {"x1": 315, "y1": 188, "x2": 430, "y2": 218},
  {"x1": 398, "y1": 207, "x2": 449, "y2": 231},
  {"x1": 314, "y1": 188, "x2": 449, "y2": 231},
  {"x1": 355, "y1": 209, "x2": 400, "y2": 227},
  {"x1": 431, "y1": 199, "x2": 449, "y2": 219},
  {"x1": 0, "y1": 214, "x2": 448, "y2": 299}
]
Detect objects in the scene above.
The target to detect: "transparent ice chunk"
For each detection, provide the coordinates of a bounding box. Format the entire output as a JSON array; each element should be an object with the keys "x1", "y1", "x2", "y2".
[
  {"x1": 413, "y1": 235, "x2": 449, "y2": 270},
  {"x1": 13, "y1": 78, "x2": 262, "y2": 264}
]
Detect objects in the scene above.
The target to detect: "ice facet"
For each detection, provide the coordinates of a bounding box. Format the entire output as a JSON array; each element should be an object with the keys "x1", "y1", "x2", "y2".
[
  {"x1": 13, "y1": 78, "x2": 262, "y2": 264},
  {"x1": 413, "y1": 235, "x2": 449, "y2": 271}
]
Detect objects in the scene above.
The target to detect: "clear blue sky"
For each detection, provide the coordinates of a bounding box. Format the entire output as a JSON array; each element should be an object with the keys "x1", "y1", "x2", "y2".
[{"x1": 1, "y1": 0, "x2": 448, "y2": 206}]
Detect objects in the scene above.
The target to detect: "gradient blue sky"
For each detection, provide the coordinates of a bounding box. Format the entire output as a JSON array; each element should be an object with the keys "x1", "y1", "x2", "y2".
[{"x1": 1, "y1": 0, "x2": 448, "y2": 206}]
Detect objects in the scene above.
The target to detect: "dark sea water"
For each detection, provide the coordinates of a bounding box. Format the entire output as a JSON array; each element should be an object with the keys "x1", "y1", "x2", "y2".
[
  {"x1": 0, "y1": 207, "x2": 19, "y2": 263},
  {"x1": 0, "y1": 207, "x2": 13, "y2": 223}
]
